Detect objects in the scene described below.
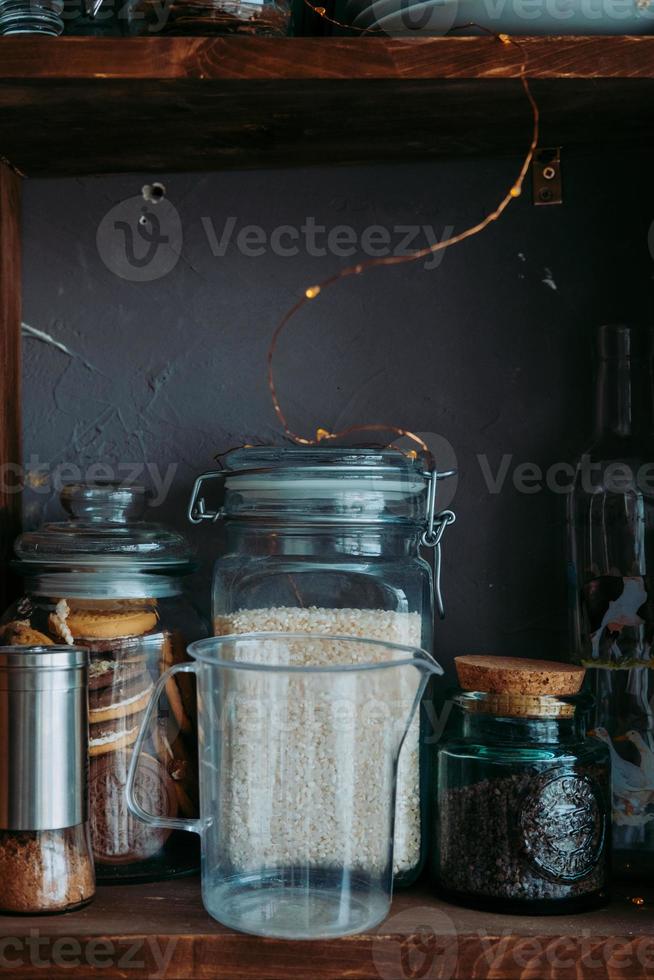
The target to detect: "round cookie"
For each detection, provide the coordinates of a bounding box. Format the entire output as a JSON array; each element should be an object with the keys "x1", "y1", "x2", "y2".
[
  {"x1": 89, "y1": 658, "x2": 144, "y2": 691},
  {"x1": 50, "y1": 607, "x2": 157, "y2": 641},
  {"x1": 89, "y1": 718, "x2": 142, "y2": 758},
  {"x1": 89, "y1": 751, "x2": 177, "y2": 864},
  {"x1": 0, "y1": 621, "x2": 54, "y2": 646},
  {"x1": 89, "y1": 680, "x2": 154, "y2": 725},
  {"x1": 73, "y1": 633, "x2": 152, "y2": 664},
  {"x1": 90, "y1": 672, "x2": 153, "y2": 713}
]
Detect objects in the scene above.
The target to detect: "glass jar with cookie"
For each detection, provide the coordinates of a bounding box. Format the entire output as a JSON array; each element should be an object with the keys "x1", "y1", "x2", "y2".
[{"x1": 1, "y1": 482, "x2": 206, "y2": 882}]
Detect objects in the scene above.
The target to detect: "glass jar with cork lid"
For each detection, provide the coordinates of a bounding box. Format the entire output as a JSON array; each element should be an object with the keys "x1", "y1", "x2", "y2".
[
  {"x1": 1, "y1": 482, "x2": 206, "y2": 883},
  {"x1": 433, "y1": 656, "x2": 611, "y2": 914}
]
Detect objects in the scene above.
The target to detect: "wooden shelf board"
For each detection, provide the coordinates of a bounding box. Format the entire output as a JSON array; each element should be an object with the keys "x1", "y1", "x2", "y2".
[
  {"x1": 3, "y1": 36, "x2": 654, "y2": 81},
  {"x1": 0, "y1": 878, "x2": 653, "y2": 979},
  {"x1": 1, "y1": 37, "x2": 654, "y2": 175}
]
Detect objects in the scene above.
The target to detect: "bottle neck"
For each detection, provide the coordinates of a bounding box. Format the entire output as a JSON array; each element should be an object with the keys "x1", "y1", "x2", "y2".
[{"x1": 594, "y1": 350, "x2": 654, "y2": 445}]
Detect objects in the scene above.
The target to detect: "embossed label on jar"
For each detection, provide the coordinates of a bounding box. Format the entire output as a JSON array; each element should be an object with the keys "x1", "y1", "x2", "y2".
[{"x1": 520, "y1": 772, "x2": 605, "y2": 882}]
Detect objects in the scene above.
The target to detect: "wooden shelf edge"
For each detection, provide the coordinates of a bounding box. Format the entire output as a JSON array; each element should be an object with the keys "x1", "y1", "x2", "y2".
[
  {"x1": 2, "y1": 35, "x2": 654, "y2": 176},
  {"x1": 1, "y1": 880, "x2": 653, "y2": 979},
  {"x1": 2, "y1": 35, "x2": 654, "y2": 82}
]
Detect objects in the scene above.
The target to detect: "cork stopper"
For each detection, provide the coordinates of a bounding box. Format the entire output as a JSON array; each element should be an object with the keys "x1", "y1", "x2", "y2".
[{"x1": 454, "y1": 656, "x2": 586, "y2": 718}]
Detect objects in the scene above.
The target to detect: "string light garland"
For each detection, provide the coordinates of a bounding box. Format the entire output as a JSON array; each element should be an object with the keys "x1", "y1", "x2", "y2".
[
  {"x1": 266, "y1": 21, "x2": 540, "y2": 466},
  {"x1": 302, "y1": 0, "x2": 382, "y2": 32}
]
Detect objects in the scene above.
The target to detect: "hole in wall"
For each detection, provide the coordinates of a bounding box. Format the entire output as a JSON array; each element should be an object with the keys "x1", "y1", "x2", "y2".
[{"x1": 142, "y1": 182, "x2": 166, "y2": 204}]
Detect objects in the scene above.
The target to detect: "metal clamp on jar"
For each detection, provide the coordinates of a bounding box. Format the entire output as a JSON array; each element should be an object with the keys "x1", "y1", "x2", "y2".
[
  {"x1": 189, "y1": 446, "x2": 456, "y2": 885},
  {"x1": 0, "y1": 645, "x2": 95, "y2": 914}
]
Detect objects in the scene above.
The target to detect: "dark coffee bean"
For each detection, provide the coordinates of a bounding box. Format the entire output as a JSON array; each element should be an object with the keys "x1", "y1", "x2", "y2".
[{"x1": 436, "y1": 766, "x2": 608, "y2": 904}]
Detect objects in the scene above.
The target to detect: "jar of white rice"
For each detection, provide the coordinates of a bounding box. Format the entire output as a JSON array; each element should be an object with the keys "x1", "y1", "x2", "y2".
[{"x1": 189, "y1": 447, "x2": 455, "y2": 886}]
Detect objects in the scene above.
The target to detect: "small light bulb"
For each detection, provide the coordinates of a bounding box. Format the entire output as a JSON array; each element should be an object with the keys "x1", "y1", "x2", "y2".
[{"x1": 305, "y1": 285, "x2": 321, "y2": 299}]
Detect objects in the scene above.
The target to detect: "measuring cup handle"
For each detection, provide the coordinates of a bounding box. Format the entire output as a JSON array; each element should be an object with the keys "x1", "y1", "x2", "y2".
[{"x1": 126, "y1": 662, "x2": 202, "y2": 835}]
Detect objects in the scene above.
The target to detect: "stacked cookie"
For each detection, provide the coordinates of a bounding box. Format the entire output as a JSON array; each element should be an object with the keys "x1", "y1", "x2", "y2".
[
  {"x1": 49, "y1": 601, "x2": 179, "y2": 867},
  {"x1": 49, "y1": 603, "x2": 156, "y2": 759},
  {"x1": 88, "y1": 655, "x2": 153, "y2": 757}
]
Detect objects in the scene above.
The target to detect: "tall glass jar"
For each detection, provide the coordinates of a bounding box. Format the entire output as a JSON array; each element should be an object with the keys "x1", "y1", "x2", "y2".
[
  {"x1": 189, "y1": 447, "x2": 456, "y2": 885},
  {"x1": 1, "y1": 483, "x2": 206, "y2": 883},
  {"x1": 433, "y1": 659, "x2": 611, "y2": 914},
  {"x1": 567, "y1": 324, "x2": 654, "y2": 880}
]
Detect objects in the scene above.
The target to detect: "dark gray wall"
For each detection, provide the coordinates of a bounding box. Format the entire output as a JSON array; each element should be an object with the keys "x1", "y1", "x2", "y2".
[{"x1": 21, "y1": 151, "x2": 654, "y2": 675}]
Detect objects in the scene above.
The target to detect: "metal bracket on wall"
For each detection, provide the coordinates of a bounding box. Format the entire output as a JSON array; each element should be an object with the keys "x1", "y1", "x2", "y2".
[{"x1": 532, "y1": 148, "x2": 562, "y2": 206}]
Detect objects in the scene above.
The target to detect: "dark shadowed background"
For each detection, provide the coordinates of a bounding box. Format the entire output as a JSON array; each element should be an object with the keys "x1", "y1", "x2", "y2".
[{"x1": 20, "y1": 149, "x2": 654, "y2": 678}]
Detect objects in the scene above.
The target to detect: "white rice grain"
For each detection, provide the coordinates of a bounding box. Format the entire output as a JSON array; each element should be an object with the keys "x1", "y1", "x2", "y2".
[{"x1": 214, "y1": 607, "x2": 423, "y2": 876}]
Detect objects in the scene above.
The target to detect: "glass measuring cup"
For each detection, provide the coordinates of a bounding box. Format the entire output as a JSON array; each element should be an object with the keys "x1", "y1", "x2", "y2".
[{"x1": 126, "y1": 633, "x2": 442, "y2": 938}]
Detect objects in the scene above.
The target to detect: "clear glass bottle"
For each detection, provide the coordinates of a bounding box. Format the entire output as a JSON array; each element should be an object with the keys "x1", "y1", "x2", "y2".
[
  {"x1": 567, "y1": 324, "x2": 654, "y2": 880},
  {"x1": 2, "y1": 483, "x2": 206, "y2": 883},
  {"x1": 189, "y1": 446, "x2": 456, "y2": 886},
  {"x1": 0, "y1": 0, "x2": 63, "y2": 33},
  {"x1": 433, "y1": 689, "x2": 611, "y2": 914}
]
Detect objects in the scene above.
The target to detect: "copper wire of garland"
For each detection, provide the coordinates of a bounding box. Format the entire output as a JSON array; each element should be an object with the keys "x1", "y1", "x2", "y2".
[{"x1": 266, "y1": 19, "x2": 540, "y2": 465}]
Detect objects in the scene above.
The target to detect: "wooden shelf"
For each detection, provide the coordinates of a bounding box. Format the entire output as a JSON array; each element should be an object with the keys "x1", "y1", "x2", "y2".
[
  {"x1": 1, "y1": 36, "x2": 654, "y2": 175},
  {"x1": 0, "y1": 877, "x2": 652, "y2": 978}
]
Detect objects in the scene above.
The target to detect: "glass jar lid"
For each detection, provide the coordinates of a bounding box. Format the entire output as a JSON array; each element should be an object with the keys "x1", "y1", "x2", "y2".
[
  {"x1": 220, "y1": 446, "x2": 435, "y2": 525},
  {"x1": 14, "y1": 483, "x2": 195, "y2": 592},
  {"x1": 454, "y1": 655, "x2": 587, "y2": 719},
  {"x1": 189, "y1": 446, "x2": 457, "y2": 616},
  {"x1": 223, "y1": 446, "x2": 426, "y2": 481}
]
